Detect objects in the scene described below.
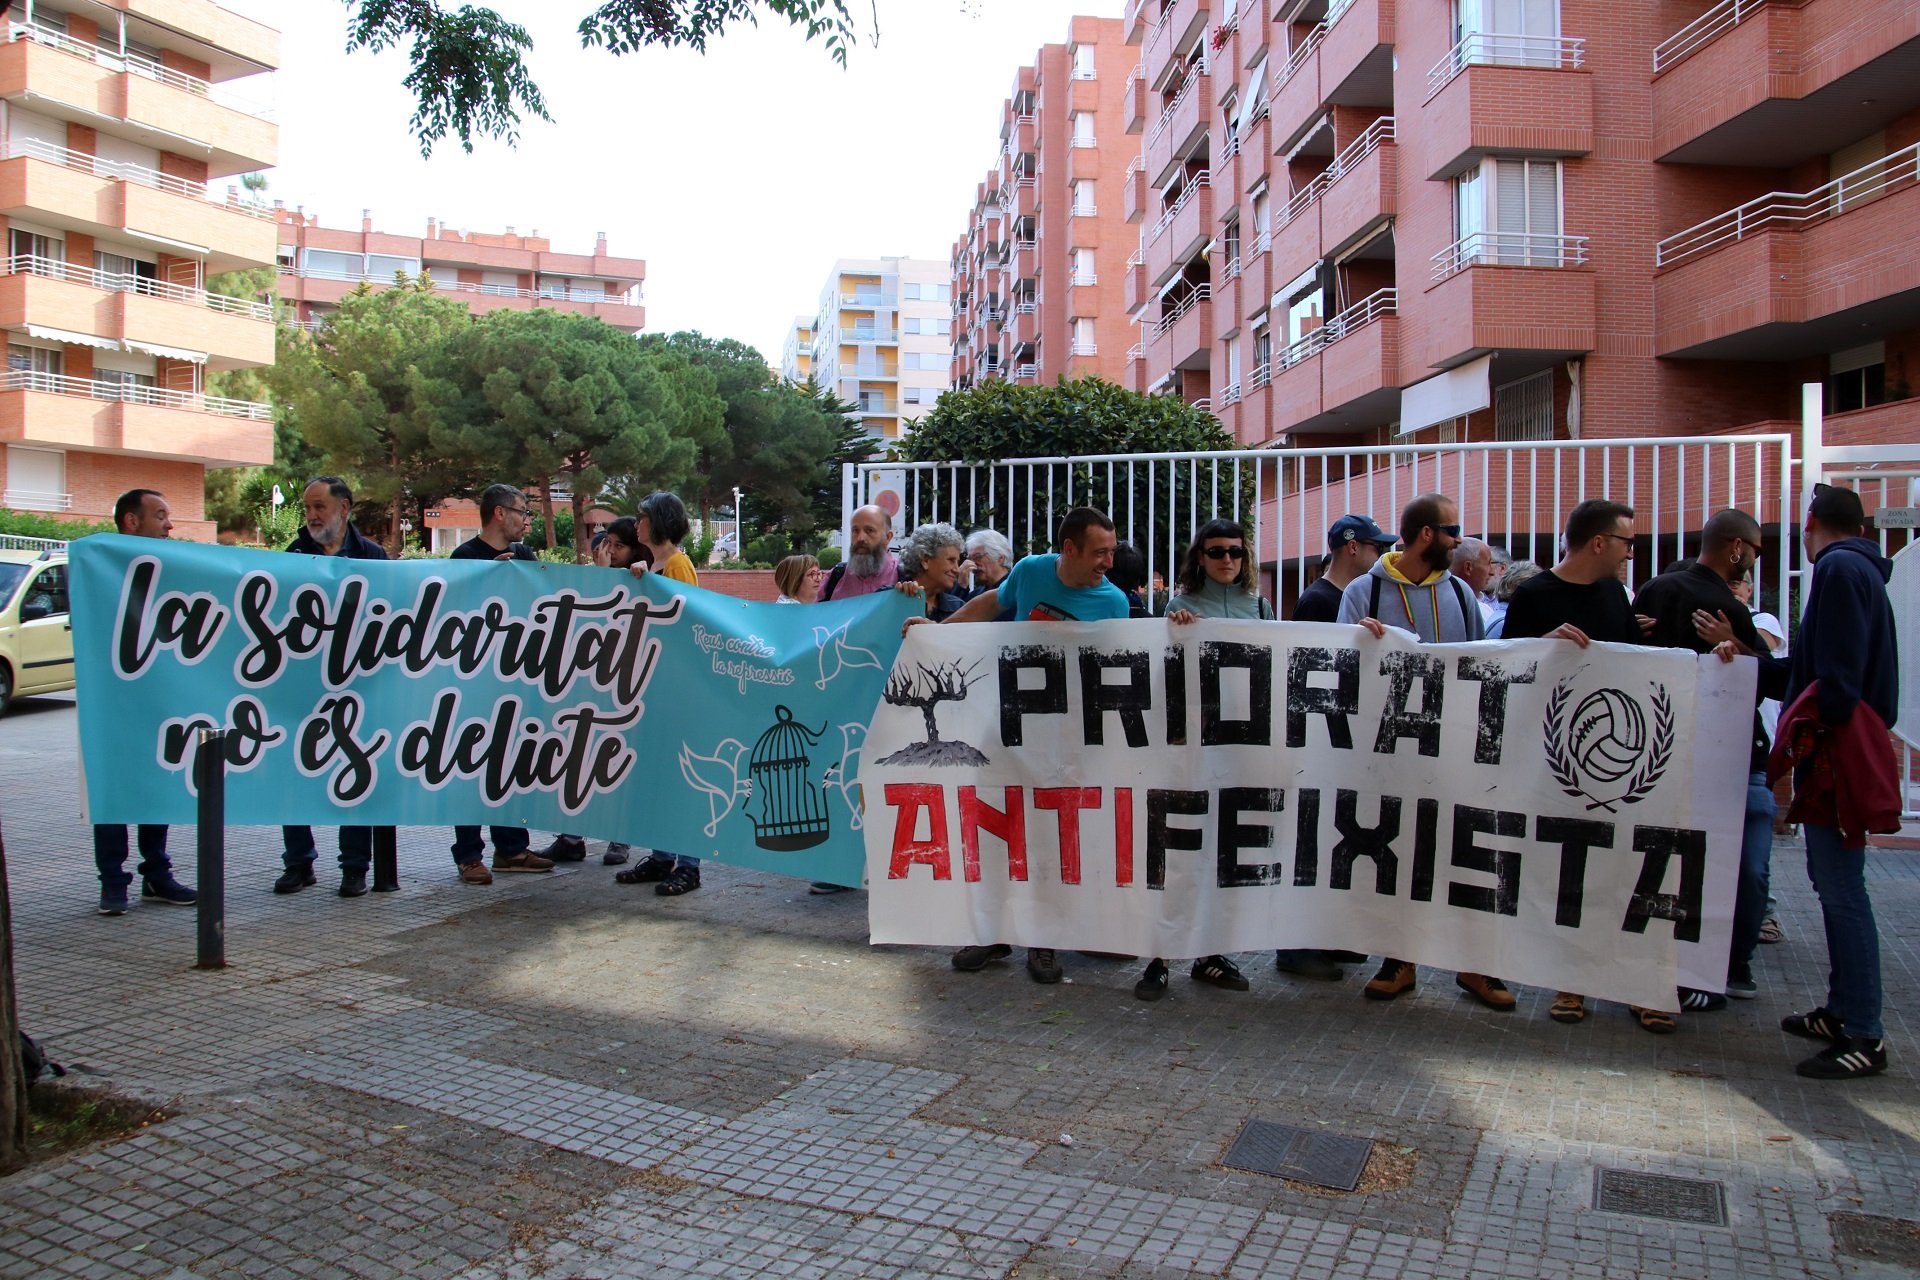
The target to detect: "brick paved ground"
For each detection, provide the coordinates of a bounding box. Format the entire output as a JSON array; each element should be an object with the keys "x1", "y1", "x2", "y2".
[{"x1": 2, "y1": 693, "x2": 1915, "y2": 1279}]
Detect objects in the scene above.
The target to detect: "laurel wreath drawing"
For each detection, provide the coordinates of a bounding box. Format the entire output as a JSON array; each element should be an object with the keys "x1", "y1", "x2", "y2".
[{"x1": 1544, "y1": 678, "x2": 1675, "y2": 813}]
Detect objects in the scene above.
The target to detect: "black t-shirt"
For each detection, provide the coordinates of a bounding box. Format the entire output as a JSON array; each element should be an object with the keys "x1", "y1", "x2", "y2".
[
  {"x1": 1291, "y1": 576, "x2": 1344, "y2": 623},
  {"x1": 1501, "y1": 571, "x2": 1641, "y2": 645},
  {"x1": 1632, "y1": 560, "x2": 1772, "y2": 774},
  {"x1": 450, "y1": 536, "x2": 536, "y2": 562}
]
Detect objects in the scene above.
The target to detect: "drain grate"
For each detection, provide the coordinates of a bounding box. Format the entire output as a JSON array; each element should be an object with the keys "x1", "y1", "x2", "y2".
[
  {"x1": 1222, "y1": 1120, "x2": 1372, "y2": 1191},
  {"x1": 1593, "y1": 1168, "x2": 1727, "y2": 1226}
]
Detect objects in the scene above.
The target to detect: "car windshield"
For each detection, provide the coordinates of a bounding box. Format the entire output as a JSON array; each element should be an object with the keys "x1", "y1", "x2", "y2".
[{"x1": 0, "y1": 563, "x2": 27, "y2": 604}]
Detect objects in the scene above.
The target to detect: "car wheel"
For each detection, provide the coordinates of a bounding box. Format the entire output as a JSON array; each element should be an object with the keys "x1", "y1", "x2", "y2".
[{"x1": 0, "y1": 660, "x2": 12, "y2": 714}]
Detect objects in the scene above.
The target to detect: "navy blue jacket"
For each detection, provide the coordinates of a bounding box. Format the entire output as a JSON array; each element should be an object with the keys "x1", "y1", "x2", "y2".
[
  {"x1": 1785, "y1": 536, "x2": 1897, "y2": 729},
  {"x1": 286, "y1": 523, "x2": 389, "y2": 561}
]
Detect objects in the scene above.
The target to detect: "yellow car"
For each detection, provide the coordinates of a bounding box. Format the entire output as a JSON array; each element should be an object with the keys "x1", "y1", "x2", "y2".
[{"x1": 0, "y1": 547, "x2": 73, "y2": 713}]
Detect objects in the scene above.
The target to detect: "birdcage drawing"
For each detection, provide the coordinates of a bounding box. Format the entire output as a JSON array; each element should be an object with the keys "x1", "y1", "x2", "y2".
[{"x1": 749, "y1": 705, "x2": 831, "y2": 850}]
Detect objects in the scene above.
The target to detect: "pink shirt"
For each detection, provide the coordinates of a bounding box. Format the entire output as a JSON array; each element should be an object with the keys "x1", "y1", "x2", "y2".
[{"x1": 826, "y1": 554, "x2": 899, "y2": 599}]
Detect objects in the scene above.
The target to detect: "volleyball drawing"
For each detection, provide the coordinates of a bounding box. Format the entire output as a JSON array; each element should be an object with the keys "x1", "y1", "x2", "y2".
[
  {"x1": 1567, "y1": 688, "x2": 1647, "y2": 784},
  {"x1": 1545, "y1": 676, "x2": 1674, "y2": 812}
]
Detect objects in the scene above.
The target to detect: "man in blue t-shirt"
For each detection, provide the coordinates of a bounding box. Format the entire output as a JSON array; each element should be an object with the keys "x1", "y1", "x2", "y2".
[{"x1": 903, "y1": 507, "x2": 1128, "y2": 985}]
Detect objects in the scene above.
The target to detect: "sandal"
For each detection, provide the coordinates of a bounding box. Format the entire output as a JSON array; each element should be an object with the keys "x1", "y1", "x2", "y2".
[
  {"x1": 1758, "y1": 916, "x2": 1784, "y2": 944},
  {"x1": 1549, "y1": 992, "x2": 1587, "y2": 1024},
  {"x1": 655, "y1": 866, "x2": 701, "y2": 896},
  {"x1": 1631, "y1": 1006, "x2": 1677, "y2": 1035},
  {"x1": 614, "y1": 856, "x2": 674, "y2": 885}
]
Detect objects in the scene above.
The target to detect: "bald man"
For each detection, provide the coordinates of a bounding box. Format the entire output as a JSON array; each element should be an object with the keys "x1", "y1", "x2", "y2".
[{"x1": 820, "y1": 504, "x2": 901, "y2": 600}]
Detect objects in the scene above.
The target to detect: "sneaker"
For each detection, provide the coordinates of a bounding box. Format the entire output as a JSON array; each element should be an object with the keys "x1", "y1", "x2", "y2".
[
  {"x1": 457, "y1": 860, "x2": 493, "y2": 886},
  {"x1": 493, "y1": 849, "x2": 555, "y2": 874},
  {"x1": 655, "y1": 866, "x2": 701, "y2": 896},
  {"x1": 1026, "y1": 948, "x2": 1063, "y2": 984},
  {"x1": 1364, "y1": 959, "x2": 1416, "y2": 1001},
  {"x1": 273, "y1": 865, "x2": 317, "y2": 895},
  {"x1": 952, "y1": 944, "x2": 1012, "y2": 972},
  {"x1": 614, "y1": 855, "x2": 675, "y2": 885},
  {"x1": 1190, "y1": 955, "x2": 1250, "y2": 991},
  {"x1": 1795, "y1": 1036, "x2": 1888, "y2": 1080},
  {"x1": 97, "y1": 886, "x2": 129, "y2": 916},
  {"x1": 141, "y1": 875, "x2": 197, "y2": 906},
  {"x1": 538, "y1": 835, "x2": 588, "y2": 862},
  {"x1": 1781, "y1": 1007, "x2": 1845, "y2": 1042},
  {"x1": 1275, "y1": 949, "x2": 1344, "y2": 981},
  {"x1": 1456, "y1": 973, "x2": 1516, "y2": 1011},
  {"x1": 1725, "y1": 962, "x2": 1758, "y2": 1000},
  {"x1": 1679, "y1": 988, "x2": 1728, "y2": 1012},
  {"x1": 603, "y1": 842, "x2": 631, "y2": 866},
  {"x1": 809, "y1": 882, "x2": 852, "y2": 895},
  {"x1": 338, "y1": 869, "x2": 368, "y2": 898},
  {"x1": 1134, "y1": 958, "x2": 1169, "y2": 1001}
]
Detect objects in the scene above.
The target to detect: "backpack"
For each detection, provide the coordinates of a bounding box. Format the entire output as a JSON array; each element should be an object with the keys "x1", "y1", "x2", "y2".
[
  {"x1": 20, "y1": 1031, "x2": 64, "y2": 1084},
  {"x1": 1369, "y1": 573, "x2": 1473, "y2": 640},
  {"x1": 819, "y1": 561, "x2": 849, "y2": 601}
]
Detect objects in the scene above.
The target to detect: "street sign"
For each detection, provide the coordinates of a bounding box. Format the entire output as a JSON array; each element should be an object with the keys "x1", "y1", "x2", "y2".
[{"x1": 1874, "y1": 506, "x2": 1919, "y2": 528}]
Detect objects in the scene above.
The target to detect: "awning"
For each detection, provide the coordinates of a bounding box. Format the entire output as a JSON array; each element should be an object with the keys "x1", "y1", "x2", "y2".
[
  {"x1": 1400, "y1": 355, "x2": 1492, "y2": 434},
  {"x1": 124, "y1": 339, "x2": 208, "y2": 364},
  {"x1": 24, "y1": 324, "x2": 119, "y2": 350}
]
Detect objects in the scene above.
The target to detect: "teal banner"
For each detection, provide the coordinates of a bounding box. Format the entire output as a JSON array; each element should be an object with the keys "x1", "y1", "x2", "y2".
[{"x1": 70, "y1": 536, "x2": 916, "y2": 886}]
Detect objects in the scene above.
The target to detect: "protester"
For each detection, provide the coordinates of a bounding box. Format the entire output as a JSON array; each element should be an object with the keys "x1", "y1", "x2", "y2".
[
  {"x1": 1500, "y1": 499, "x2": 1673, "y2": 1031},
  {"x1": 450, "y1": 484, "x2": 556, "y2": 882},
  {"x1": 1293, "y1": 515, "x2": 1394, "y2": 623},
  {"x1": 774, "y1": 554, "x2": 823, "y2": 604},
  {"x1": 908, "y1": 507, "x2": 1130, "y2": 984},
  {"x1": 93, "y1": 489, "x2": 195, "y2": 916},
  {"x1": 963, "y1": 529, "x2": 1015, "y2": 598},
  {"x1": 1108, "y1": 542, "x2": 1152, "y2": 617},
  {"x1": 1451, "y1": 537, "x2": 1496, "y2": 628},
  {"x1": 820, "y1": 505, "x2": 899, "y2": 600},
  {"x1": 1483, "y1": 561, "x2": 1544, "y2": 639},
  {"x1": 1634, "y1": 508, "x2": 1775, "y2": 1010},
  {"x1": 1339, "y1": 494, "x2": 1510, "y2": 1010},
  {"x1": 1774, "y1": 484, "x2": 1899, "y2": 1080},
  {"x1": 1481, "y1": 544, "x2": 1512, "y2": 630},
  {"x1": 899, "y1": 523, "x2": 968, "y2": 621},
  {"x1": 275, "y1": 477, "x2": 387, "y2": 899}
]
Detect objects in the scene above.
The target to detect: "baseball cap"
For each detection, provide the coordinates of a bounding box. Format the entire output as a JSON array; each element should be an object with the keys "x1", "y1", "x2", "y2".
[
  {"x1": 1808, "y1": 482, "x2": 1867, "y2": 534},
  {"x1": 1328, "y1": 514, "x2": 1395, "y2": 550}
]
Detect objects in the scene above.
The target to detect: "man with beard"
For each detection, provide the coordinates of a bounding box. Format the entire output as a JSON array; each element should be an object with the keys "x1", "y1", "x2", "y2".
[
  {"x1": 1338, "y1": 494, "x2": 1511, "y2": 1010},
  {"x1": 274, "y1": 476, "x2": 388, "y2": 900},
  {"x1": 820, "y1": 504, "x2": 900, "y2": 600}
]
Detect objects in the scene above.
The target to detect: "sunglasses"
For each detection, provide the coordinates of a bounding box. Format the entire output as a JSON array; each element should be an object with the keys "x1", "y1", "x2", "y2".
[
  {"x1": 1431, "y1": 523, "x2": 1462, "y2": 538},
  {"x1": 1202, "y1": 546, "x2": 1247, "y2": 561}
]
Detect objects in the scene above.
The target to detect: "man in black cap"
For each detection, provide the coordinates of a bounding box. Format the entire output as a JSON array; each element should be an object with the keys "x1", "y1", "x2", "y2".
[{"x1": 1293, "y1": 513, "x2": 1395, "y2": 622}]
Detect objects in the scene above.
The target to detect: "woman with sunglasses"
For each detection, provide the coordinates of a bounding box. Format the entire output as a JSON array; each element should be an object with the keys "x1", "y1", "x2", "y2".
[{"x1": 1134, "y1": 519, "x2": 1273, "y2": 1001}]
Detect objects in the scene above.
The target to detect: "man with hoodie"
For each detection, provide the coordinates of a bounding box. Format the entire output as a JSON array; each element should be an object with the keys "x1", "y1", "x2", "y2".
[
  {"x1": 1336, "y1": 495, "x2": 1512, "y2": 1010},
  {"x1": 1776, "y1": 484, "x2": 1899, "y2": 1080}
]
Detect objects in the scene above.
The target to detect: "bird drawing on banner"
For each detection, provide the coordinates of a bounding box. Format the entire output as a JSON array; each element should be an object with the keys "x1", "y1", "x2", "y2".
[
  {"x1": 679, "y1": 738, "x2": 750, "y2": 837},
  {"x1": 821, "y1": 722, "x2": 867, "y2": 832},
  {"x1": 812, "y1": 621, "x2": 883, "y2": 690}
]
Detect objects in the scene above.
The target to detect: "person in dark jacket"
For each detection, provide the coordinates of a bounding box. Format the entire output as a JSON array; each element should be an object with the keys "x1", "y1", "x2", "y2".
[
  {"x1": 1293, "y1": 514, "x2": 1394, "y2": 624},
  {"x1": 275, "y1": 477, "x2": 388, "y2": 899},
  {"x1": 1775, "y1": 484, "x2": 1899, "y2": 1080}
]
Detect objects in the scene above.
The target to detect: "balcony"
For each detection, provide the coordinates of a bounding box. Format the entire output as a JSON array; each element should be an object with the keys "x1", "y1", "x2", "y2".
[
  {"x1": 1125, "y1": 252, "x2": 1147, "y2": 313},
  {"x1": 0, "y1": 255, "x2": 273, "y2": 369},
  {"x1": 1014, "y1": 239, "x2": 1038, "y2": 282},
  {"x1": 1274, "y1": 117, "x2": 1394, "y2": 276},
  {"x1": 0, "y1": 24, "x2": 276, "y2": 176},
  {"x1": 1426, "y1": 31, "x2": 1586, "y2": 98},
  {"x1": 1146, "y1": 172, "x2": 1210, "y2": 286},
  {"x1": 1424, "y1": 47, "x2": 1591, "y2": 178},
  {"x1": 1269, "y1": 25, "x2": 1325, "y2": 146},
  {"x1": 1124, "y1": 0, "x2": 1150, "y2": 46},
  {"x1": 1319, "y1": 0, "x2": 1395, "y2": 108},
  {"x1": 3, "y1": 487, "x2": 70, "y2": 511},
  {"x1": 1653, "y1": 0, "x2": 1920, "y2": 166},
  {"x1": 1271, "y1": 289, "x2": 1401, "y2": 436},
  {"x1": 1149, "y1": 284, "x2": 1212, "y2": 370},
  {"x1": 1125, "y1": 61, "x2": 1147, "y2": 134},
  {"x1": 1125, "y1": 156, "x2": 1148, "y2": 223},
  {"x1": 0, "y1": 370, "x2": 272, "y2": 466},
  {"x1": 1146, "y1": 61, "x2": 1210, "y2": 184},
  {"x1": 1654, "y1": 143, "x2": 1920, "y2": 359},
  {"x1": 1418, "y1": 246, "x2": 1597, "y2": 370},
  {"x1": 1014, "y1": 302, "x2": 1039, "y2": 348},
  {"x1": 840, "y1": 292, "x2": 897, "y2": 309}
]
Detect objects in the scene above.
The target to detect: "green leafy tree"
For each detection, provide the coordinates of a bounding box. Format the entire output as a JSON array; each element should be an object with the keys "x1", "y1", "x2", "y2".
[
  {"x1": 345, "y1": 0, "x2": 869, "y2": 153},
  {"x1": 801, "y1": 378, "x2": 877, "y2": 536},
  {"x1": 898, "y1": 378, "x2": 1250, "y2": 555}
]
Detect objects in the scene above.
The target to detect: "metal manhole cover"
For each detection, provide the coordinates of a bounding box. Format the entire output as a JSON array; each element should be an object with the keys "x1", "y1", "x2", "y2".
[
  {"x1": 1222, "y1": 1120, "x2": 1372, "y2": 1191},
  {"x1": 1593, "y1": 1168, "x2": 1727, "y2": 1225}
]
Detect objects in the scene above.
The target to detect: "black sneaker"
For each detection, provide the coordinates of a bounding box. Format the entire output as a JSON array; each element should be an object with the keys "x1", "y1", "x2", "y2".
[
  {"x1": 1725, "y1": 961, "x2": 1757, "y2": 1000},
  {"x1": 809, "y1": 882, "x2": 851, "y2": 895},
  {"x1": 539, "y1": 835, "x2": 588, "y2": 862},
  {"x1": 1275, "y1": 949, "x2": 1344, "y2": 981},
  {"x1": 97, "y1": 886, "x2": 129, "y2": 916},
  {"x1": 1134, "y1": 959, "x2": 1169, "y2": 1001},
  {"x1": 1026, "y1": 948, "x2": 1063, "y2": 984},
  {"x1": 141, "y1": 876, "x2": 197, "y2": 906},
  {"x1": 338, "y1": 869, "x2": 368, "y2": 898},
  {"x1": 1678, "y1": 988, "x2": 1727, "y2": 1012},
  {"x1": 1190, "y1": 955, "x2": 1250, "y2": 991},
  {"x1": 1795, "y1": 1036, "x2": 1888, "y2": 1080},
  {"x1": 1782, "y1": 1007, "x2": 1845, "y2": 1042},
  {"x1": 952, "y1": 944, "x2": 1012, "y2": 972},
  {"x1": 274, "y1": 865, "x2": 317, "y2": 895}
]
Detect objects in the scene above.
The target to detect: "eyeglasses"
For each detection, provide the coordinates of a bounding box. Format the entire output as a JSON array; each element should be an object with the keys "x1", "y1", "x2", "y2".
[
  {"x1": 1740, "y1": 539, "x2": 1764, "y2": 558},
  {"x1": 1599, "y1": 532, "x2": 1634, "y2": 547},
  {"x1": 1431, "y1": 523, "x2": 1462, "y2": 538},
  {"x1": 1201, "y1": 546, "x2": 1247, "y2": 561},
  {"x1": 502, "y1": 506, "x2": 530, "y2": 518}
]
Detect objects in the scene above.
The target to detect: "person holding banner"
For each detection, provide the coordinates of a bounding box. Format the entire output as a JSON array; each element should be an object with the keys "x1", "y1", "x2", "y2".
[
  {"x1": 92, "y1": 488, "x2": 196, "y2": 916},
  {"x1": 1338, "y1": 494, "x2": 1512, "y2": 1011},
  {"x1": 900, "y1": 523, "x2": 969, "y2": 623},
  {"x1": 821, "y1": 505, "x2": 901, "y2": 601},
  {"x1": 908, "y1": 507, "x2": 1130, "y2": 984},
  {"x1": 274, "y1": 477, "x2": 388, "y2": 899},
  {"x1": 773, "y1": 555, "x2": 823, "y2": 605},
  {"x1": 450, "y1": 484, "x2": 556, "y2": 883}
]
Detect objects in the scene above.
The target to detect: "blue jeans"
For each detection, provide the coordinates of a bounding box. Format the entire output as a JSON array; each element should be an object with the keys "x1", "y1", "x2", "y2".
[
  {"x1": 93, "y1": 824, "x2": 171, "y2": 890},
  {"x1": 449, "y1": 826, "x2": 530, "y2": 864},
  {"x1": 282, "y1": 825, "x2": 373, "y2": 872},
  {"x1": 1729, "y1": 772, "x2": 1776, "y2": 969},
  {"x1": 1803, "y1": 823, "x2": 1883, "y2": 1040}
]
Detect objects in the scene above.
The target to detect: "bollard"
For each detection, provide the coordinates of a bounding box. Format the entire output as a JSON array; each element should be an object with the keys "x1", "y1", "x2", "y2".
[
  {"x1": 372, "y1": 827, "x2": 400, "y2": 893},
  {"x1": 193, "y1": 728, "x2": 226, "y2": 970}
]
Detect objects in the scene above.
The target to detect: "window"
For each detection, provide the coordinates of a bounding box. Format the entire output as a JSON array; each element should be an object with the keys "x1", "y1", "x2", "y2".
[
  {"x1": 9, "y1": 230, "x2": 61, "y2": 264},
  {"x1": 95, "y1": 251, "x2": 158, "y2": 293},
  {"x1": 368, "y1": 254, "x2": 421, "y2": 280},
  {"x1": 1252, "y1": 324, "x2": 1272, "y2": 372},
  {"x1": 1222, "y1": 218, "x2": 1241, "y2": 267},
  {"x1": 1071, "y1": 112, "x2": 1096, "y2": 148},
  {"x1": 1250, "y1": 188, "x2": 1271, "y2": 252},
  {"x1": 1072, "y1": 43, "x2": 1097, "y2": 79},
  {"x1": 1826, "y1": 342, "x2": 1888, "y2": 414},
  {"x1": 302, "y1": 249, "x2": 363, "y2": 279},
  {"x1": 1494, "y1": 369, "x2": 1553, "y2": 441},
  {"x1": 7, "y1": 344, "x2": 62, "y2": 389},
  {"x1": 20, "y1": 564, "x2": 68, "y2": 618},
  {"x1": 1071, "y1": 180, "x2": 1096, "y2": 216},
  {"x1": 1454, "y1": 159, "x2": 1563, "y2": 265},
  {"x1": 1072, "y1": 248, "x2": 1096, "y2": 285},
  {"x1": 1454, "y1": 0, "x2": 1561, "y2": 61},
  {"x1": 93, "y1": 369, "x2": 159, "y2": 404},
  {"x1": 1071, "y1": 318, "x2": 1097, "y2": 355},
  {"x1": 1226, "y1": 334, "x2": 1242, "y2": 388}
]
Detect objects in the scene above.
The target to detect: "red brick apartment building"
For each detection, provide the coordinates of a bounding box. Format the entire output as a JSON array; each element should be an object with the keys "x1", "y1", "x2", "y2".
[
  {"x1": 0, "y1": 0, "x2": 279, "y2": 541},
  {"x1": 1115, "y1": 0, "x2": 1920, "y2": 453},
  {"x1": 951, "y1": 16, "x2": 1138, "y2": 390}
]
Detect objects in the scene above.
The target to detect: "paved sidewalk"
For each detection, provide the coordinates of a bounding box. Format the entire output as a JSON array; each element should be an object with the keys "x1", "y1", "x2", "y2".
[{"x1": 2, "y1": 694, "x2": 1916, "y2": 1279}]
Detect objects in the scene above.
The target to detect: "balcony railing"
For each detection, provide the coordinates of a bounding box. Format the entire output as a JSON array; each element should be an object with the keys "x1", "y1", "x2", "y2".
[
  {"x1": 1427, "y1": 32, "x2": 1586, "y2": 97},
  {"x1": 1655, "y1": 140, "x2": 1920, "y2": 267},
  {"x1": 1016, "y1": 300, "x2": 1038, "y2": 316},
  {"x1": 1012, "y1": 363, "x2": 1039, "y2": 382},
  {"x1": 1072, "y1": 272, "x2": 1099, "y2": 286},
  {"x1": 0, "y1": 369, "x2": 272, "y2": 419},
  {"x1": 0, "y1": 136, "x2": 274, "y2": 218},
  {"x1": 1326, "y1": 0, "x2": 1360, "y2": 24},
  {"x1": 1070, "y1": 341, "x2": 1098, "y2": 355},
  {"x1": 1153, "y1": 284, "x2": 1211, "y2": 337},
  {"x1": 1432, "y1": 233, "x2": 1588, "y2": 280},
  {"x1": 3, "y1": 254, "x2": 272, "y2": 320},
  {"x1": 848, "y1": 329, "x2": 897, "y2": 343},
  {"x1": 3, "y1": 488, "x2": 71, "y2": 511},
  {"x1": 1073, "y1": 204, "x2": 1099, "y2": 218},
  {"x1": 1273, "y1": 24, "x2": 1326, "y2": 98},
  {"x1": 1148, "y1": 56, "x2": 1208, "y2": 145},
  {"x1": 841, "y1": 293, "x2": 898, "y2": 308},
  {"x1": 7, "y1": 21, "x2": 274, "y2": 119},
  {"x1": 1224, "y1": 255, "x2": 1242, "y2": 279},
  {"x1": 1275, "y1": 116, "x2": 1394, "y2": 231},
  {"x1": 291, "y1": 267, "x2": 639, "y2": 305},
  {"x1": 1127, "y1": 342, "x2": 1144, "y2": 362},
  {"x1": 1218, "y1": 381, "x2": 1241, "y2": 407},
  {"x1": 1151, "y1": 170, "x2": 1211, "y2": 241},
  {"x1": 1653, "y1": 0, "x2": 1767, "y2": 73},
  {"x1": 1273, "y1": 287, "x2": 1399, "y2": 368},
  {"x1": 1246, "y1": 360, "x2": 1272, "y2": 390}
]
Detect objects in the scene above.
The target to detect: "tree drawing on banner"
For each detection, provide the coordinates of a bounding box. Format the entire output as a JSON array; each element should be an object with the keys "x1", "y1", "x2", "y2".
[{"x1": 876, "y1": 660, "x2": 988, "y2": 766}]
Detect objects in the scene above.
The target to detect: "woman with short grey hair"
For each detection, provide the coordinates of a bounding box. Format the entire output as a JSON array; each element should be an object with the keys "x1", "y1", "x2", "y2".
[{"x1": 899, "y1": 522, "x2": 968, "y2": 622}]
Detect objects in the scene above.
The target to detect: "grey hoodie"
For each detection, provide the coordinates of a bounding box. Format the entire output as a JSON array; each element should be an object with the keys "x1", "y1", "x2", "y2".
[{"x1": 1336, "y1": 550, "x2": 1485, "y2": 643}]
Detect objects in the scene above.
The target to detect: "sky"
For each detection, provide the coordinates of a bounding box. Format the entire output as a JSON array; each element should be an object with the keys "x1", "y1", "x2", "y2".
[{"x1": 226, "y1": 0, "x2": 1122, "y2": 366}]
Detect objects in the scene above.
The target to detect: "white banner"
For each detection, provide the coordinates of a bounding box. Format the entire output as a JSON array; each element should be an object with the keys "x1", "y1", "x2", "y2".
[{"x1": 862, "y1": 620, "x2": 1755, "y2": 1012}]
